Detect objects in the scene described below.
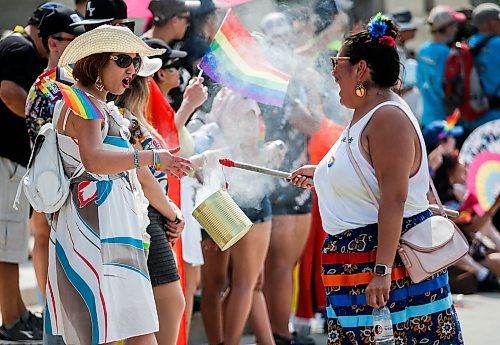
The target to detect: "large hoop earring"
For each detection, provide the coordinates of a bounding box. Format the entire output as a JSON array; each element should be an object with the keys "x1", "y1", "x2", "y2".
[
  {"x1": 95, "y1": 74, "x2": 104, "y2": 92},
  {"x1": 355, "y1": 81, "x2": 366, "y2": 98}
]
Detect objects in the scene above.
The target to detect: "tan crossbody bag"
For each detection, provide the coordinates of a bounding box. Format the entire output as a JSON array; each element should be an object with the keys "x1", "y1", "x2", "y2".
[{"x1": 345, "y1": 127, "x2": 469, "y2": 283}]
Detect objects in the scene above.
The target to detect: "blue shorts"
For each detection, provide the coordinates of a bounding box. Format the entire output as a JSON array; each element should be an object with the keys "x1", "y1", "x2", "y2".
[{"x1": 240, "y1": 196, "x2": 272, "y2": 224}]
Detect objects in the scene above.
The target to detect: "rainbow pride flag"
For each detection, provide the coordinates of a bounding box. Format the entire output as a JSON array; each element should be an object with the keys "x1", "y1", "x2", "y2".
[
  {"x1": 55, "y1": 82, "x2": 105, "y2": 120},
  {"x1": 199, "y1": 10, "x2": 290, "y2": 107}
]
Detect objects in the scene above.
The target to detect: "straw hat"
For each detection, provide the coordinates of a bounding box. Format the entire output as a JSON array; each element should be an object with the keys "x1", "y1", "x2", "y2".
[{"x1": 58, "y1": 25, "x2": 166, "y2": 67}]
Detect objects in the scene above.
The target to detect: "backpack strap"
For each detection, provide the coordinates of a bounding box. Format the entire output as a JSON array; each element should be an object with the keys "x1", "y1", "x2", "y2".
[
  {"x1": 62, "y1": 107, "x2": 71, "y2": 135},
  {"x1": 470, "y1": 35, "x2": 494, "y2": 56}
]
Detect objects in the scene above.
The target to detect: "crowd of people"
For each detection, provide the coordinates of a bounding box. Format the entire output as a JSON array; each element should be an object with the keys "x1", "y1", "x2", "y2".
[{"x1": 0, "y1": 0, "x2": 498, "y2": 344}]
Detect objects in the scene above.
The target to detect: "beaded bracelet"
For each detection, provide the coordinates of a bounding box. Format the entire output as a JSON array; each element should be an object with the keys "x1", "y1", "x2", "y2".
[
  {"x1": 133, "y1": 149, "x2": 140, "y2": 169},
  {"x1": 152, "y1": 149, "x2": 161, "y2": 171}
]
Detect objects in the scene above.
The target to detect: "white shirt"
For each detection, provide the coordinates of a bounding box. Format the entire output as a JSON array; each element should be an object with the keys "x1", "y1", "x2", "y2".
[{"x1": 313, "y1": 100, "x2": 430, "y2": 235}]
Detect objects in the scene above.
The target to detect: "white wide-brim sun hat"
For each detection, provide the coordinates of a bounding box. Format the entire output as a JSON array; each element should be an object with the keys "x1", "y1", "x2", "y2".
[
  {"x1": 137, "y1": 56, "x2": 162, "y2": 77},
  {"x1": 58, "y1": 25, "x2": 166, "y2": 67}
]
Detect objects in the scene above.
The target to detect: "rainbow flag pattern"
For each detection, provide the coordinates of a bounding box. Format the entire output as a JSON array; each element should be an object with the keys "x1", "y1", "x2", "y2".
[
  {"x1": 36, "y1": 69, "x2": 59, "y2": 101},
  {"x1": 444, "y1": 108, "x2": 460, "y2": 131},
  {"x1": 55, "y1": 82, "x2": 105, "y2": 120},
  {"x1": 199, "y1": 10, "x2": 290, "y2": 107},
  {"x1": 438, "y1": 108, "x2": 461, "y2": 140}
]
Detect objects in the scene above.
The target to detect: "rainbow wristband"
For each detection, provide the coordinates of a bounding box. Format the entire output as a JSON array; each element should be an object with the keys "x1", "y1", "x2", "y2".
[
  {"x1": 133, "y1": 149, "x2": 140, "y2": 169},
  {"x1": 153, "y1": 149, "x2": 161, "y2": 171}
]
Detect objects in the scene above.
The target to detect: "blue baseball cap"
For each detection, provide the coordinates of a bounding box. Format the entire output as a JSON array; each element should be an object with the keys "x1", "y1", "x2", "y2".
[{"x1": 423, "y1": 120, "x2": 464, "y2": 148}]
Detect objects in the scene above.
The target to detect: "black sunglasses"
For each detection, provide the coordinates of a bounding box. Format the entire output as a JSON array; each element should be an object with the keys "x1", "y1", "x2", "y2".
[
  {"x1": 162, "y1": 59, "x2": 181, "y2": 70},
  {"x1": 114, "y1": 21, "x2": 136, "y2": 32},
  {"x1": 110, "y1": 54, "x2": 142, "y2": 71},
  {"x1": 51, "y1": 36, "x2": 74, "y2": 42}
]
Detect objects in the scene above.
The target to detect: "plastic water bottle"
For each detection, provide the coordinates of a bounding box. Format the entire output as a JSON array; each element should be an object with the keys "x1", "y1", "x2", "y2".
[{"x1": 372, "y1": 306, "x2": 395, "y2": 345}]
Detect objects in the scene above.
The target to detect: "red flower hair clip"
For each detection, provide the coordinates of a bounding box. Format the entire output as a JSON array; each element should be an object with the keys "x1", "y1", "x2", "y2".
[{"x1": 379, "y1": 35, "x2": 395, "y2": 47}]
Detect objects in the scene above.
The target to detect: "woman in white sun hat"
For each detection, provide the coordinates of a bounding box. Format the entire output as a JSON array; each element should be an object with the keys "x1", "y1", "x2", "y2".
[{"x1": 45, "y1": 25, "x2": 192, "y2": 345}]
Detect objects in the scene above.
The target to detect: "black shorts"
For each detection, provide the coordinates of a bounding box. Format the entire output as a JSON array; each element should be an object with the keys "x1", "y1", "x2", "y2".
[{"x1": 146, "y1": 206, "x2": 180, "y2": 287}]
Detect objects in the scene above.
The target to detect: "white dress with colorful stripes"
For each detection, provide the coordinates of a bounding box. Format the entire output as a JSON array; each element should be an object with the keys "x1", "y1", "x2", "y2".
[{"x1": 45, "y1": 86, "x2": 157, "y2": 344}]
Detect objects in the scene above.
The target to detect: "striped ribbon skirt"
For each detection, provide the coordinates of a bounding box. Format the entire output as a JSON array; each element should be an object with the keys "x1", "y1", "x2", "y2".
[{"x1": 321, "y1": 210, "x2": 464, "y2": 344}]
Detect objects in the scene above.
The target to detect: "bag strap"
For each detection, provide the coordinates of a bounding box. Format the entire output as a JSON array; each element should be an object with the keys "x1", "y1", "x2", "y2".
[
  {"x1": 429, "y1": 177, "x2": 447, "y2": 217},
  {"x1": 345, "y1": 126, "x2": 447, "y2": 217},
  {"x1": 51, "y1": 103, "x2": 71, "y2": 133},
  {"x1": 52, "y1": 99, "x2": 110, "y2": 180},
  {"x1": 470, "y1": 35, "x2": 494, "y2": 57},
  {"x1": 63, "y1": 107, "x2": 71, "y2": 134},
  {"x1": 345, "y1": 126, "x2": 379, "y2": 208}
]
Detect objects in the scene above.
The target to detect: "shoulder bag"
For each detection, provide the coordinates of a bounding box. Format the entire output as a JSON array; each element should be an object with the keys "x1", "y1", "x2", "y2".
[{"x1": 345, "y1": 126, "x2": 469, "y2": 283}]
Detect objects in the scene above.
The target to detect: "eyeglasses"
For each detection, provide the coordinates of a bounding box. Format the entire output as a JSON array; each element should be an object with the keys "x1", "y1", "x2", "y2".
[
  {"x1": 330, "y1": 56, "x2": 350, "y2": 70},
  {"x1": 51, "y1": 36, "x2": 74, "y2": 42},
  {"x1": 110, "y1": 54, "x2": 142, "y2": 72}
]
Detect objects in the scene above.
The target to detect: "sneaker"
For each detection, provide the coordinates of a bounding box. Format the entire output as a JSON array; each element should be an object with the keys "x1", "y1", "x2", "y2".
[
  {"x1": 0, "y1": 328, "x2": 10, "y2": 341},
  {"x1": 0, "y1": 316, "x2": 43, "y2": 344},
  {"x1": 273, "y1": 333, "x2": 296, "y2": 345},
  {"x1": 477, "y1": 271, "x2": 500, "y2": 292},
  {"x1": 292, "y1": 332, "x2": 315, "y2": 345},
  {"x1": 25, "y1": 312, "x2": 43, "y2": 334}
]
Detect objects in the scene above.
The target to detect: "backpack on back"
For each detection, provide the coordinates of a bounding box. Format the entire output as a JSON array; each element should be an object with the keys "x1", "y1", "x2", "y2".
[
  {"x1": 13, "y1": 103, "x2": 85, "y2": 213},
  {"x1": 443, "y1": 40, "x2": 491, "y2": 121}
]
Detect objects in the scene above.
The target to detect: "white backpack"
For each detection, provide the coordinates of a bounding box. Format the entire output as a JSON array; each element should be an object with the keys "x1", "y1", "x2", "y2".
[{"x1": 13, "y1": 104, "x2": 84, "y2": 213}]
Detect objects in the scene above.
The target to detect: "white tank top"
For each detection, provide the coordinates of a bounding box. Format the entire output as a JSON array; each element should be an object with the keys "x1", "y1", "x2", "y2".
[{"x1": 313, "y1": 100, "x2": 430, "y2": 236}]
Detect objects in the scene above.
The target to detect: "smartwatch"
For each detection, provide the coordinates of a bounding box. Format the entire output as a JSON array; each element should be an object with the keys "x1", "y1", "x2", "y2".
[{"x1": 374, "y1": 264, "x2": 392, "y2": 276}]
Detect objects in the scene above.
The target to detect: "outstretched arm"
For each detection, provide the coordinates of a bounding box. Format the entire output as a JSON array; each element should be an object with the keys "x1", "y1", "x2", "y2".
[{"x1": 62, "y1": 107, "x2": 192, "y2": 176}]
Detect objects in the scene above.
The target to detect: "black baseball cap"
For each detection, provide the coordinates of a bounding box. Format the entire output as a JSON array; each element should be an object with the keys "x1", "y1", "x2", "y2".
[
  {"x1": 191, "y1": 0, "x2": 216, "y2": 17},
  {"x1": 38, "y1": 7, "x2": 85, "y2": 38},
  {"x1": 29, "y1": 2, "x2": 65, "y2": 26},
  {"x1": 143, "y1": 38, "x2": 187, "y2": 66},
  {"x1": 74, "y1": 0, "x2": 129, "y2": 26},
  {"x1": 149, "y1": 0, "x2": 201, "y2": 24}
]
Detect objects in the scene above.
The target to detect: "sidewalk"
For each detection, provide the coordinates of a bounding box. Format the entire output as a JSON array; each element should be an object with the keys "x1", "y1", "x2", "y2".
[{"x1": 8, "y1": 262, "x2": 500, "y2": 344}]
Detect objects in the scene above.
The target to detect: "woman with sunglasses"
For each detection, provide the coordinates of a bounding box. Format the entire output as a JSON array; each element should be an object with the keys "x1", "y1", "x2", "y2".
[
  {"x1": 45, "y1": 26, "x2": 192, "y2": 345},
  {"x1": 289, "y1": 15, "x2": 463, "y2": 344}
]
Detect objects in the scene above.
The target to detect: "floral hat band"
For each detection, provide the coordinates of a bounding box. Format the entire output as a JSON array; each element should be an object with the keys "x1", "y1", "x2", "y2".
[{"x1": 367, "y1": 12, "x2": 396, "y2": 47}]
